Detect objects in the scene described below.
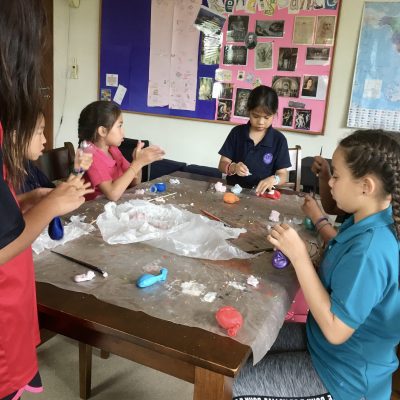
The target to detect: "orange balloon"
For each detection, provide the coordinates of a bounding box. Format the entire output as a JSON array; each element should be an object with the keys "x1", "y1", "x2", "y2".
[{"x1": 223, "y1": 192, "x2": 240, "y2": 204}]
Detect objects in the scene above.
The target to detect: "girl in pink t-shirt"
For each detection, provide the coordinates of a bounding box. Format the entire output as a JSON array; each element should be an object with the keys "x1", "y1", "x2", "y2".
[{"x1": 78, "y1": 101, "x2": 165, "y2": 201}]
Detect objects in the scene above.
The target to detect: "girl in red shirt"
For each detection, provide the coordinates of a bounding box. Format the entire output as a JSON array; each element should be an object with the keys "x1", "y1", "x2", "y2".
[{"x1": 78, "y1": 101, "x2": 165, "y2": 201}]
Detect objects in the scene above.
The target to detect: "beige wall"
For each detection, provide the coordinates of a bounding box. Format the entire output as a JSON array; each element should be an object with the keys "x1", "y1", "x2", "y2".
[{"x1": 54, "y1": 0, "x2": 370, "y2": 167}]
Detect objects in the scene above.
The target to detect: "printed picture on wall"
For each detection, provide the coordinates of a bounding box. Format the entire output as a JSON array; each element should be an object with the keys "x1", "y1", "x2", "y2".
[
  {"x1": 277, "y1": 48, "x2": 298, "y2": 71},
  {"x1": 100, "y1": 88, "x2": 112, "y2": 101},
  {"x1": 301, "y1": 75, "x2": 318, "y2": 97},
  {"x1": 305, "y1": 47, "x2": 330, "y2": 65},
  {"x1": 194, "y1": 5, "x2": 226, "y2": 36},
  {"x1": 215, "y1": 68, "x2": 232, "y2": 82},
  {"x1": 200, "y1": 33, "x2": 221, "y2": 65},
  {"x1": 282, "y1": 107, "x2": 294, "y2": 127},
  {"x1": 212, "y1": 82, "x2": 234, "y2": 99},
  {"x1": 245, "y1": 32, "x2": 257, "y2": 49},
  {"x1": 255, "y1": 20, "x2": 285, "y2": 37},
  {"x1": 226, "y1": 15, "x2": 249, "y2": 42},
  {"x1": 325, "y1": 0, "x2": 338, "y2": 10},
  {"x1": 295, "y1": 109, "x2": 312, "y2": 130},
  {"x1": 217, "y1": 99, "x2": 232, "y2": 121},
  {"x1": 234, "y1": 88, "x2": 252, "y2": 117},
  {"x1": 272, "y1": 76, "x2": 300, "y2": 97},
  {"x1": 313, "y1": 0, "x2": 325, "y2": 9},
  {"x1": 255, "y1": 42, "x2": 273, "y2": 70},
  {"x1": 198, "y1": 77, "x2": 213, "y2": 100},
  {"x1": 292, "y1": 16, "x2": 315, "y2": 44},
  {"x1": 223, "y1": 45, "x2": 248, "y2": 65},
  {"x1": 314, "y1": 15, "x2": 336, "y2": 45}
]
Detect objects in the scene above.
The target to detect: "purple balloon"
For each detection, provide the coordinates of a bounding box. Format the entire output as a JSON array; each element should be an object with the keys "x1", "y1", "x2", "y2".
[{"x1": 272, "y1": 250, "x2": 289, "y2": 269}]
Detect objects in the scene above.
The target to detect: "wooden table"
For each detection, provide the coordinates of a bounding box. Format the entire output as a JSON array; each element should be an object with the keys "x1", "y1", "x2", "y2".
[{"x1": 35, "y1": 174, "x2": 309, "y2": 399}]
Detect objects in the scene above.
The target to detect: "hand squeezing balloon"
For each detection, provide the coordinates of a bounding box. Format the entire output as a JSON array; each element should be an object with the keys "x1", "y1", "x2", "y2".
[
  {"x1": 272, "y1": 250, "x2": 289, "y2": 269},
  {"x1": 48, "y1": 141, "x2": 94, "y2": 241},
  {"x1": 73, "y1": 140, "x2": 94, "y2": 175}
]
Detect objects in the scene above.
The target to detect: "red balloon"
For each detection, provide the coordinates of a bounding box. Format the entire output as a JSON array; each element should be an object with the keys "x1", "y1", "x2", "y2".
[
  {"x1": 215, "y1": 306, "x2": 243, "y2": 337},
  {"x1": 258, "y1": 189, "x2": 281, "y2": 200}
]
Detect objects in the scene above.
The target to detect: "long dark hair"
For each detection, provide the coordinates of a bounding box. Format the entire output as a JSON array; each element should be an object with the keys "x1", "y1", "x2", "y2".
[
  {"x1": 339, "y1": 130, "x2": 400, "y2": 238},
  {"x1": 0, "y1": 0, "x2": 47, "y2": 187},
  {"x1": 247, "y1": 85, "x2": 279, "y2": 116},
  {"x1": 78, "y1": 101, "x2": 122, "y2": 146}
]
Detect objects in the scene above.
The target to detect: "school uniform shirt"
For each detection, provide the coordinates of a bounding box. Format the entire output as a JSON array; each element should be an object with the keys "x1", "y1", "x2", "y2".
[
  {"x1": 307, "y1": 206, "x2": 400, "y2": 400},
  {"x1": 218, "y1": 122, "x2": 291, "y2": 188},
  {"x1": 84, "y1": 145, "x2": 130, "y2": 200},
  {"x1": 0, "y1": 124, "x2": 41, "y2": 398},
  {"x1": 19, "y1": 161, "x2": 55, "y2": 193}
]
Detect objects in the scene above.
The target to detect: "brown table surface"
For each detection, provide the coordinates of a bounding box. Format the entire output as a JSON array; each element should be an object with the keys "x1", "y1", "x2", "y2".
[{"x1": 36, "y1": 173, "x2": 309, "y2": 400}]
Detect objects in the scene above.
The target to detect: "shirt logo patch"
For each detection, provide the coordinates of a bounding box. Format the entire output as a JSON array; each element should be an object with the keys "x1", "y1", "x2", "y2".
[{"x1": 263, "y1": 152, "x2": 273, "y2": 164}]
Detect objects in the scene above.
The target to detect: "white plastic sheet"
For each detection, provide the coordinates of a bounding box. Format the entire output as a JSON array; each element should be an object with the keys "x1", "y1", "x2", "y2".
[
  {"x1": 32, "y1": 215, "x2": 95, "y2": 254},
  {"x1": 96, "y1": 200, "x2": 253, "y2": 260}
]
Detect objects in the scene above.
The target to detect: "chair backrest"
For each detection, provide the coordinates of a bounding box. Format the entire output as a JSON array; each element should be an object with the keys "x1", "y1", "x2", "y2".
[
  {"x1": 33, "y1": 142, "x2": 75, "y2": 182},
  {"x1": 285, "y1": 145, "x2": 302, "y2": 192},
  {"x1": 118, "y1": 138, "x2": 150, "y2": 182}
]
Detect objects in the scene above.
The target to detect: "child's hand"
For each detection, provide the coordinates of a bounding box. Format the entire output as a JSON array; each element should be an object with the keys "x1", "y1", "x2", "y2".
[
  {"x1": 311, "y1": 156, "x2": 331, "y2": 179},
  {"x1": 235, "y1": 162, "x2": 250, "y2": 176},
  {"x1": 74, "y1": 148, "x2": 93, "y2": 173},
  {"x1": 135, "y1": 145, "x2": 165, "y2": 166},
  {"x1": 256, "y1": 176, "x2": 275, "y2": 195},
  {"x1": 132, "y1": 140, "x2": 145, "y2": 160},
  {"x1": 45, "y1": 176, "x2": 93, "y2": 216},
  {"x1": 267, "y1": 223, "x2": 308, "y2": 265},
  {"x1": 302, "y1": 195, "x2": 324, "y2": 222}
]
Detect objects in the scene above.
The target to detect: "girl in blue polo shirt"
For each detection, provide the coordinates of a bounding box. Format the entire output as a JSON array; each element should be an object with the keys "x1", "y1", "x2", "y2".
[
  {"x1": 233, "y1": 130, "x2": 400, "y2": 400},
  {"x1": 218, "y1": 85, "x2": 291, "y2": 194}
]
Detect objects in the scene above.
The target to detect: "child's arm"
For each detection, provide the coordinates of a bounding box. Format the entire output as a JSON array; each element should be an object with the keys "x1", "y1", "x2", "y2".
[
  {"x1": 0, "y1": 176, "x2": 93, "y2": 265},
  {"x1": 98, "y1": 145, "x2": 164, "y2": 202},
  {"x1": 129, "y1": 141, "x2": 144, "y2": 187},
  {"x1": 268, "y1": 224, "x2": 355, "y2": 345},
  {"x1": 302, "y1": 195, "x2": 337, "y2": 244},
  {"x1": 255, "y1": 168, "x2": 287, "y2": 195},
  {"x1": 219, "y1": 156, "x2": 252, "y2": 176},
  {"x1": 17, "y1": 187, "x2": 53, "y2": 214}
]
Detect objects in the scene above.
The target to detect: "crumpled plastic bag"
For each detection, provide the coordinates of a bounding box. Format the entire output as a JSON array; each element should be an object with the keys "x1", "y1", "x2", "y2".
[
  {"x1": 96, "y1": 200, "x2": 254, "y2": 260},
  {"x1": 32, "y1": 215, "x2": 95, "y2": 254}
]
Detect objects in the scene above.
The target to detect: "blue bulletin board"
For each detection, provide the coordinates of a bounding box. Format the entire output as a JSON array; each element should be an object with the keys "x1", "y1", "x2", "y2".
[
  {"x1": 99, "y1": 0, "x2": 340, "y2": 133},
  {"x1": 99, "y1": 0, "x2": 217, "y2": 121}
]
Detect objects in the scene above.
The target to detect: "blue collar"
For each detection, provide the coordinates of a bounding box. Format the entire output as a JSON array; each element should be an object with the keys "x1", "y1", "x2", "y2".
[
  {"x1": 244, "y1": 122, "x2": 275, "y2": 147},
  {"x1": 333, "y1": 206, "x2": 395, "y2": 244}
]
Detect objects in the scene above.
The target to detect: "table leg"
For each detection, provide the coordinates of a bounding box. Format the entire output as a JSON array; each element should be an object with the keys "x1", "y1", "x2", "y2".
[
  {"x1": 79, "y1": 342, "x2": 92, "y2": 400},
  {"x1": 193, "y1": 367, "x2": 232, "y2": 400}
]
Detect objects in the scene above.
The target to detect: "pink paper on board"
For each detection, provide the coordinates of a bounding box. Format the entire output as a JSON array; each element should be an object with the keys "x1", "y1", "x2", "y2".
[{"x1": 214, "y1": 5, "x2": 339, "y2": 134}]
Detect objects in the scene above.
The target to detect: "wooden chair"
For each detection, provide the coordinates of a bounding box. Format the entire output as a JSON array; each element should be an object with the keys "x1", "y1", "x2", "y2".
[
  {"x1": 33, "y1": 142, "x2": 75, "y2": 182},
  {"x1": 118, "y1": 138, "x2": 150, "y2": 182},
  {"x1": 282, "y1": 145, "x2": 302, "y2": 192}
]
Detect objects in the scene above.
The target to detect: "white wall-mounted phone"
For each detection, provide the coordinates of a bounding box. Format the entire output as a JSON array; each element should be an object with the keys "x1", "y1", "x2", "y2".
[{"x1": 68, "y1": 0, "x2": 80, "y2": 8}]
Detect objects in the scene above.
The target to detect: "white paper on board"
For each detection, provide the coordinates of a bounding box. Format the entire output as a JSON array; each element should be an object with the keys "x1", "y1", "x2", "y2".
[
  {"x1": 106, "y1": 74, "x2": 118, "y2": 87},
  {"x1": 113, "y1": 84, "x2": 127, "y2": 105}
]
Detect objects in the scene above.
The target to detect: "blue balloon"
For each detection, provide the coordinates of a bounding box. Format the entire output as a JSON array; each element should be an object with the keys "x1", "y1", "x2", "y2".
[
  {"x1": 136, "y1": 268, "x2": 168, "y2": 288},
  {"x1": 303, "y1": 217, "x2": 315, "y2": 231},
  {"x1": 48, "y1": 216, "x2": 64, "y2": 240}
]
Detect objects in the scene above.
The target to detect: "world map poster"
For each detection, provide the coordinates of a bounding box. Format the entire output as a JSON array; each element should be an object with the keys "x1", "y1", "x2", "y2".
[{"x1": 348, "y1": 2, "x2": 400, "y2": 131}]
